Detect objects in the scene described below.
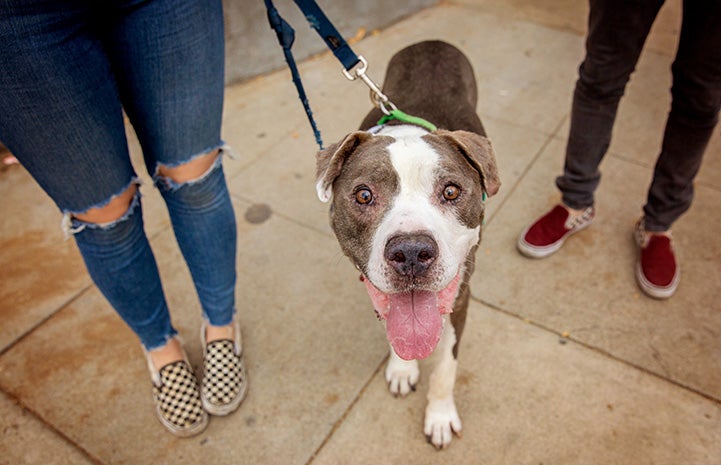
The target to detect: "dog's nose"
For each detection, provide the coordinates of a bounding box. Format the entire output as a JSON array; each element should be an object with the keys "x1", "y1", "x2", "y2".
[{"x1": 384, "y1": 233, "x2": 438, "y2": 278}]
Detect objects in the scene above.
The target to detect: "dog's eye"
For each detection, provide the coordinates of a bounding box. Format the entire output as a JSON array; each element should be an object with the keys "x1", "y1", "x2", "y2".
[
  {"x1": 442, "y1": 184, "x2": 461, "y2": 201},
  {"x1": 354, "y1": 187, "x2": 373, "y2": 205}
]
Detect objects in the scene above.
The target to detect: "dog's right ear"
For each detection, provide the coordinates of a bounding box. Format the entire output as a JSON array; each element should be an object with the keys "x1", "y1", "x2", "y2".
[{"x1": 316, "y1": 131, "x2": 373, "y2": 202}]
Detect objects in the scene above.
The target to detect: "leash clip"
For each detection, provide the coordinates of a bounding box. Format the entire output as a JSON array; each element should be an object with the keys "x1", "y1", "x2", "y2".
[{"x1": 342, "y1": 55, "x2": 397, "y2": 115}]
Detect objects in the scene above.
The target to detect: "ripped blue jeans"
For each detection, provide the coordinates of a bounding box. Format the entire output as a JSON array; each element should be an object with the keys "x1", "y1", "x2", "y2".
[{"x1": 0, "y1": 0, "x2": 236, "y2": 350}]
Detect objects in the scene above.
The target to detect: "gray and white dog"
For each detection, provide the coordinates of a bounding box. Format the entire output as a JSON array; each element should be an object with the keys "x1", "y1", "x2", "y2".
[{"x1": 316, "y1": 40, "x2": 500, "y2": 448}]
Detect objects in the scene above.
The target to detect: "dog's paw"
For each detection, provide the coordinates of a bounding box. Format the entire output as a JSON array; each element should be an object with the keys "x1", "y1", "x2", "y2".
[
  {"x1": 424, "y1": 397, "x2": 462, "y2": 449},
  {"x1": 385, "y1": 357, "x2": 419, "y2": 397}
]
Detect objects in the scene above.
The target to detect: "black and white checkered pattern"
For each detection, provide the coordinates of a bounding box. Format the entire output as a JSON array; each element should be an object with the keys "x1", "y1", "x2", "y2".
[
  {"x1": 153, "y1": 361, "x2": 206, "y2": 432},
  {"x1": 201, "y1": 340, "x2": 245, "y2": 413}
]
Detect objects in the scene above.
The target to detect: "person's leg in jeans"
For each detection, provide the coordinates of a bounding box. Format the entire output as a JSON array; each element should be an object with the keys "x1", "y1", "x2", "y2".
[
  {"x1": 0, "y1": 1, "x2": 177, "y2": 352},
  {"x1": 101, "y1": 0, "x2": 238, "y2": 368},
  {"x1": 557, "y1": 0, "x2": 665, "y2": 210},
  {"x1": 105, "y1": 0, "x2": 246, "y2": 414},
  {"x1": 0, "y1": 0, "x2": 241, "y2": 431},
  {"x1": 643, "y1": 0, "x2": 721, "y2": 232},
  {"x1": 0, "y1": 0, "x2": 211, "y2": 434}
]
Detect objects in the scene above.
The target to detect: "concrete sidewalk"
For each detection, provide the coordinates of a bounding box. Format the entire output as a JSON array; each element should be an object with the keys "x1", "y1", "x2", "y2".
[{"x1": 1, "y1": 1, "x2": 720, "y2": 464}]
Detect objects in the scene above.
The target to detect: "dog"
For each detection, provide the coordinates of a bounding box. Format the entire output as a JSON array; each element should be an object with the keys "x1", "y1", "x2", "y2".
[{"x1": 315, "y1": 40, "x2": 500, "y2": 448}]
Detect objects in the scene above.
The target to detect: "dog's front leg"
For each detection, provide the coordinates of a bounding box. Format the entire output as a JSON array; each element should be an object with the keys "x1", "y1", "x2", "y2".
[
  {"x1": 385, "y1": 347, "x2": 420, "y2": 397},
  {"x1": 424, "y1": 316, "x2": 462, "y2": 449}
]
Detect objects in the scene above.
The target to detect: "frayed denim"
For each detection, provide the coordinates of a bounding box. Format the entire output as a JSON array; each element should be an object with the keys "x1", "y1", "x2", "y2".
[
  {"x1": 156, "y1": 154, "x2": 237, "y2": 329},
  {"x1": 0, "y1": 0, "x2": 235, "y2": 350},
  {"x1": 0, "y1": 0, "x2": 226, "y2": 214},
  {"x1": 69, "y1": 152, "x2": 237, "y2": 351},
  {"x1": 71, "y1": 190, "x2": 177, "y2": 349}
]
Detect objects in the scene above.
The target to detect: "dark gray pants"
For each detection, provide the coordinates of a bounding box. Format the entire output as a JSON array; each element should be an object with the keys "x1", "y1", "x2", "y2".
[{"x1": 557, "y1": 0, "x2": 721, "y2": 231}]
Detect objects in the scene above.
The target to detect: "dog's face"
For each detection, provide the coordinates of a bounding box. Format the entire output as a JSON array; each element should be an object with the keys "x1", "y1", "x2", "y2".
[{"x1": 316, "y1": 127, "x2": 499, "y2": 360}]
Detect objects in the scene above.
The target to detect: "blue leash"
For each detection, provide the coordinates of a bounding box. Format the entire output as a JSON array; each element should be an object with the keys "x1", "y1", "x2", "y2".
[
  {"x1": 265, "y1": 0, "x2": 436, "y2": 150},
  {"x1": 290, "y1": 0, "x2": 361, "y2": 71},
  {"x1": 264, "y1": 0, "x2": 326, "y2": 149}
]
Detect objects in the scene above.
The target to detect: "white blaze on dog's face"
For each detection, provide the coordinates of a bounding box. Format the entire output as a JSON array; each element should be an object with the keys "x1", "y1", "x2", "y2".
[
  {"x1": 316, "y1": 127, "x2": 499, "y2": 361},
  {"x1": 368, "y1": 127, "x2": 478, "y2": 294}
]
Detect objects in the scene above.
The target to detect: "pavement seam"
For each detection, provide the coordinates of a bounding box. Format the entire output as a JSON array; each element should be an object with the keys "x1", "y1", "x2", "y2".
[
  {"x1": 0, "y1": 284, "x2": 95, "y2": 359},
  {"x1": 0, "y1": 390, "x2": 105, "y2": 465},
  {"x1": 471, "y1": 295, "x2": 721, "y2": 406},
  {"x1": 484, "y1": 114, "x2": 569, "y2": 229},
  {"x1": 0, "y1": 284, "x2": 103, "y2": 465},
  {"x1": 304, "y1": 352, "x2": 390, "y2": 465},
  {"x1": 695, "y1": 179, "x2": 721, "y2": 193}
]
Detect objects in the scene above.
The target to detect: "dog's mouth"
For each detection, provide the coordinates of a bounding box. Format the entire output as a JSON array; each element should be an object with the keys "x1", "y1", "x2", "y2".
[{"x1": 362, "y1": 274, "x2": 460, "y2": 360}]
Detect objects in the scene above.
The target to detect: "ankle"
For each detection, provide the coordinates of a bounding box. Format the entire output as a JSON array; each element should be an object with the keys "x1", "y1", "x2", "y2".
[
  {"x1": 638, "y1": 218, "x2": 672, "y2": 239},
  {"x1": 562, "y1": 203, "x2": 588, "y2": 219},
  {"x1": 205, "y1": 322, "x2": 234, "y2": 343},
  {"x1": 149, "y1": 337, "x2": 185, "y2": 370}
]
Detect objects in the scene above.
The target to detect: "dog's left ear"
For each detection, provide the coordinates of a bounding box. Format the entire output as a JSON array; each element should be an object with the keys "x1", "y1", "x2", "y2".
[
  {"x1": 435, "y1": 130, "x2": 501, "y2": 197},
  {"x1": 316, "y1": 131, "x2": 373, "y2": 202}
]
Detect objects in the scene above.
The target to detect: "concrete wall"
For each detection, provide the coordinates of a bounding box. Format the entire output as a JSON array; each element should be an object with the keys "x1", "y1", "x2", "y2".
[{"x1": 223, "y1": 0, "x2": 438, "y2": 84}]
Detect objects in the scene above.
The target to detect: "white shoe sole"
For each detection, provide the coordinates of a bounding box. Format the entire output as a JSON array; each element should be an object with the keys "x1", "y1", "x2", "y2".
[
  {"x1": 156, "y1": 405, "x2": 209, "y2": 437},
  {"x1": 635, "y1": 262, "x2": 680, "y2": 299},
  {"x1": 201, "y1": 358, "x2": 249, "y2": 416},
  {"x1": 517, "y1": 220, "x2": 592, "y2": 259}
]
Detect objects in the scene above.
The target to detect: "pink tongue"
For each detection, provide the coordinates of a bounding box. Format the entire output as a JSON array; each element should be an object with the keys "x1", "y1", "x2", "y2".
[
  {"x1": 362, "y1": 274, "x2": 460, "y2": 361},
  {"x1": 386, "y1": 291, "x2": 442, "y2": 361}
]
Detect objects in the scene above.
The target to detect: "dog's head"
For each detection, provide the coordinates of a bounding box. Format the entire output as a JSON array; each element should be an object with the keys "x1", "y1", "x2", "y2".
[{"x1": 316, "y1": 126, "x2": 500, "y2": 360}]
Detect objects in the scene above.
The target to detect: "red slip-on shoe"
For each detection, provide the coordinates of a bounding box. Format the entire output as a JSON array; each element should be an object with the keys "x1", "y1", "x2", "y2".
[
  {"x1": 634, "y1": 219, "x2": 680, "y2": 299},
  {"x1": 517, "y1": 204, "x2": 595, "y2": 258}
]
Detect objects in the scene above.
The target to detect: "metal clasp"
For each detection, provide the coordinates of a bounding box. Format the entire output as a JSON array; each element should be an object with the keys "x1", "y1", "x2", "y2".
[{"x1": 342, "y1": 55, "x2": 397, "y2": 115}]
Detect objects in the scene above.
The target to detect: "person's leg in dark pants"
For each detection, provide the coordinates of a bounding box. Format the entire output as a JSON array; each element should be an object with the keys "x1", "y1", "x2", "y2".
[
  {"x1": 634, "y1": 0, "x2": 721, "y2": 299},
  {"x1": 643, "y1": 0, "x2": 721, "y2": 232},
  {"x1": 518, "y1": 0, "x2": 665, "y2": 260},
  {"x1": 557, "y1": 0, "x2": 665, "y2": 210}
]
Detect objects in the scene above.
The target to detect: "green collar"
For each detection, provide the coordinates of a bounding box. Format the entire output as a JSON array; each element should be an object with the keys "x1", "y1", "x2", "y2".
[{"x1": 377, "y1": 109, "x2": 438, "y2": 132}]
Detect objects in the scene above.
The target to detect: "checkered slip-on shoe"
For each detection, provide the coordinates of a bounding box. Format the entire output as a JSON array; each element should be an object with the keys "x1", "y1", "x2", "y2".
[
  {"x1": 634, "y1": 219, "x2": 680, "y2": 299},
  {"x1": 518, "y1": 204, "x2": 595, "y2": 258},
  {"x1": 146, "y1": 350, "x2": 208, "y2": 437},
  {"x1": 200, "y1": 320, "x2": 248, "y2": 416}
]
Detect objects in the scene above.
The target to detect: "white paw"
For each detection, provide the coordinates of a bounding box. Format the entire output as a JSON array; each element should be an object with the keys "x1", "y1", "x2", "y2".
[
  {"x1": 385, "y1": 356, "x2": 419, "y2": 397},
  {"x1": 424, "y1": 397, "x2": 462, "y2": 449}
]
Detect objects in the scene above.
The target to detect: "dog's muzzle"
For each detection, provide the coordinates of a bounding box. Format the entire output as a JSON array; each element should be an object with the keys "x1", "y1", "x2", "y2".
[{"x1": 384, "y1": 233, "x2": 438, "y2": 279}]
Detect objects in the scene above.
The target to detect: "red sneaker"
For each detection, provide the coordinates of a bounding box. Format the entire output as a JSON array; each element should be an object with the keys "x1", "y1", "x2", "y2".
[
  {"x1": 634, "y1": 219, "x2": 679, "y2": 299},
  {"x1": 517, "y1": 204, "x2": 595, "y2": 258}
]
